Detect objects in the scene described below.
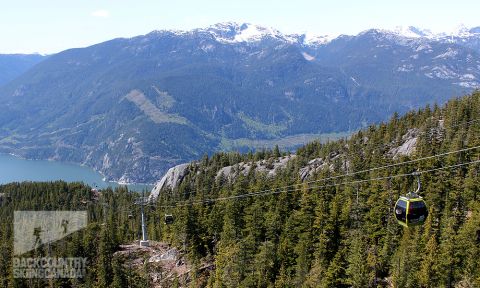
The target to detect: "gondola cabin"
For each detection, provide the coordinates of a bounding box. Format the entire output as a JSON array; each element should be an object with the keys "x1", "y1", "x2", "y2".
[
  {"x1": 164, "y1": 214, "x2": 174, "y2": 225},
  {"x1": 394, "y1": 195, "x2": 428, "y2": 227}
]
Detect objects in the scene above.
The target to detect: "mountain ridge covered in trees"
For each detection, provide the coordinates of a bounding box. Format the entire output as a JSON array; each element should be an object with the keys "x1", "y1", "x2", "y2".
[{"x1": 1, "y1": 91, "x2": 480, "y2": 287}]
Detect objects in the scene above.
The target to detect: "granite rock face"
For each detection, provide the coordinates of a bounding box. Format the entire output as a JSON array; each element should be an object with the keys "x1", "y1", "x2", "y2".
[
  {"x1": 149, "y1": 152, "x2": 349, "y2": 201},
  {"x1": 299, "y1": 152, "x2": 349, "y2": 181},
  {"x1": 148, "y1": 163, "x2": 191, "y2": 201},
  {"x1": 387, "y1": 122, "x2": 446, "y2": 160},
  {"x1": 148, "y1": 120, "x2": 450, "y2": 201},
  {"x1": 388, "y1": 128, "x2": 420, "y2": 159},
  {"x1": 215, "y1": 155, "x2": 296, "y2": 181}
]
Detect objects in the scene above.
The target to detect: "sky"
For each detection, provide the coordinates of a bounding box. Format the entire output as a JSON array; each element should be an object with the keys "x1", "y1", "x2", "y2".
[{"x1": 1, "y1": 0, "x2": 479, "y2": 54}]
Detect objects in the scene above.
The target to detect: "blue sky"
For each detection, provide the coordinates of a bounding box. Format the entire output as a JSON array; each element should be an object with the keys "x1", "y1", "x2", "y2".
[{"x1": 1, "y1": 0, "x2": 479, "y2": 54}]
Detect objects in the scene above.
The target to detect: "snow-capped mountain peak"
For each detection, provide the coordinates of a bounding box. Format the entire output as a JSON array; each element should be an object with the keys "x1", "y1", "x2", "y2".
[
  {"x1": 203, "y1": 22, "x2": 339, "y2": 47},
  {"x1": 451, "y1": 24, "x2": 471, "y2": 37},
  {"x1": 357, "y1": 24, "x2": 480, "y2": 43},
  {"x1": 232, "y1": 23, "x2": 282, "y2": 42},
  {"x1": 204, "y1": 22, "x2": 297, "y2": 43},
  {"x1": 148, "y1": 22, "x2": 335, "y2": 46},
  {"x1": 469, "y1": 27, "x2": 480, "y2": 34},
  {"x1": 393, "y1": 26, "x2": 435, "y2": 38},
  {"x1": 302, "y1": 32, "x2": 335, "y2": 46},
  {"x1": 148, "y1": 22, "x2": 480, "y2": 50}
]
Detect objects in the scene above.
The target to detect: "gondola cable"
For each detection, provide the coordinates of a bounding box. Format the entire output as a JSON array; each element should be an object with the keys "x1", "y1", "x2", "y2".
[
  {"x1": 150, "y1": 118, "x2": 480, "y2": 224},
  {"x1": 159, "y1": 158, "x2": 480, "y2": 207},
  {"x1": 151, "y1": 117, "x2": 480, "y2": 209},
  {"x1": 154, "y1": 144, "x2": 480, "y2": 207}
]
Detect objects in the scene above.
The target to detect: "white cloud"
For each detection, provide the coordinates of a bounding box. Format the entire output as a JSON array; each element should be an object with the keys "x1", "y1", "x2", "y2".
[{"x1": 91, "y1": 9, "x2": 110, "y2": 18}]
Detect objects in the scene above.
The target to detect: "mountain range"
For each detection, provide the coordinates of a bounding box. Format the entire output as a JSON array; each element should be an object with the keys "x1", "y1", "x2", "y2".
[
  {"x1": 0, "y1": 54, "x2": 45, "y2": 86},
  {"x1": 0, "y1": 23, "x2": 479, "y2": 183}
]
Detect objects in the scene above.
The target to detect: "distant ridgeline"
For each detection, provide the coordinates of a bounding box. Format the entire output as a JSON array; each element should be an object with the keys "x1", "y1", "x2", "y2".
[
  {"x1": 1, "y1": 92, "x2": 479, "y2": 287},
  {"x1": 1, "y1": 23, "x2": 480, "y2": 183},
  {"x1": 0, "y1": 54, "x2": 45, "y2": 86}
]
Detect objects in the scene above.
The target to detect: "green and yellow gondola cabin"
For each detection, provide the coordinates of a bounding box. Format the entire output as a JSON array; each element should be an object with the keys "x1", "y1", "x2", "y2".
[
  {"x1": 164, "y1": 214, "x2": 174, "y2": 225},
  {"x1": 394, "y1": 195, "x2": 428, "y2": 227}
]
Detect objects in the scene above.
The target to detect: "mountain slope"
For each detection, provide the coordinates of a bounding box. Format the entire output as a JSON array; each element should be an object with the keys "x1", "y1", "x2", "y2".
[
  {"x1": 145, "y1": 92, "x2": 480, "y2": 287},
  {"x1": 0, "y1": 54, "x2": 45, "y2": 86},
  {"x1": 1, "y1": 93, "x2": 479, "y2": 287},
  {"x1": 0, "y1": 23, "x2": 479, "y2": 183}
]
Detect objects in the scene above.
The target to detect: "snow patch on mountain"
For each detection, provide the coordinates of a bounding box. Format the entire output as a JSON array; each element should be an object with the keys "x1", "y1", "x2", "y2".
[
  {"x1": 233, "y1": 24, "x2": 281, "y2": 42},
  {"x1": 424, "y1": 65, "x2": 459, "y2": 79},
  {"x1": 450, "y1": 24, "x2": 473, "y2": 38},
  {"x1": 461, "y1": 74, "x2": 476, "y2": 80},
  {"x1": 302, "y1": 32, "x2": 335, "y2": 46},
  {"x1": 456, "y1": 81, "x2": 479, "y2": 88},
  {"x1": 434, "y1": 48, "x2": 458, "y2": 59},
  {"x1": 188, "y1": 22, "x2": 337, "y2": 46},
  {"x1": 398, "y1": 64, "x2": 414, "y2": 72},
  {"x1": 358, "y1": 24, "x2": 480, "y2": 49},
  {"x1": 350, "y1": 77, "x2": 360, "y2": 86},
  {"x1": 415, "y1": 44, "x2": 432, "y2": 52},
  {"x1": 302, "y1": 52, "x2": 315, "y2": 61},
  {"x1": 394, "y1": 26, "x2": 435, "y2": 38},
  {"x1": 200, "y1": 44, "x2": 215, "y2": 52},
  {"x1": 206, "y1": 22, "x2": 298, "y2": 44},
  {"x1": 148, "y1": 22, "x2": 480, "y2": 52}
]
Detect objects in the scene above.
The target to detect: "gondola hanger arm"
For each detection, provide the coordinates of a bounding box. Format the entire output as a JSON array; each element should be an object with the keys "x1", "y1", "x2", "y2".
[{"x1": 413, "y1": 171, "x2": 421, "y2": 195}]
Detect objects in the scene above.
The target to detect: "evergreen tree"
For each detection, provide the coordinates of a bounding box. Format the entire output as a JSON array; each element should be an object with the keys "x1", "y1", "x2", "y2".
[
  {"x1": 96, "y1": 225, "x2": 116, "y2": 287},
  {"x1": 345, "y1": 231, "x2": 369, "y2": 288},
  {"x1": 112, "y1": 257, "x2": 127, "y2": 288}
]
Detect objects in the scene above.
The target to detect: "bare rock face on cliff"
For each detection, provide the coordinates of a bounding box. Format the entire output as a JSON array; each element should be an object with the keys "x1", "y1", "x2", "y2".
[
  {"x1": 148, "y1": 155, "x2": 298, "y2": 201},
  {"x1": 298, "y1": 149, "x2": 354, "y2": 181},
  {"x1": 388, "y1": 128, "x2": 420, "y2": 159},
  {"x1": 149, "y1": 120, "x2": 450, "y2": 201},
  {"x1": 148, "y1": 163, "x2": 191, "y2": 201},
  {"x1": 148, "y1": 152, "x2": 351, "y2": 201},
  {"x1": 387, "y1": 121, "x2": 445, "y2": 160},
  {"x1": 215, "y1": 155, "x2": 296, "y2": 181}
]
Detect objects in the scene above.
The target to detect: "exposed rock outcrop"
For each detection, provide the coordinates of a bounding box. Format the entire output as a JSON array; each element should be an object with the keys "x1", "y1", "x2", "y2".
[
  {"x1": 149, "y1": 124, "x2": 450, "y2": 201},
  {"x1": 387, "y1": 122, "x2": 445, "y2": 160},
  {"x1": 299, "y1": 152, "x2": 350, "y2": 181},
  {"x1": 148, "y1": 163, "x2": 191, "y2": 201},
  {"x1": 215, "y1": 155, "x2": 296, "y2": 181},
  {"x1": 388, "y1": 128, "x2": 419, "y2": 159},
  {"x1": 149, "y1": 152, "x2": 352, "y2": 201},
  {"x1": 114, "y1": 241, "x2": 212, "y2": 287},
  {"x1": 149, "y1": 155, "x2": 299, "y2": 201}
]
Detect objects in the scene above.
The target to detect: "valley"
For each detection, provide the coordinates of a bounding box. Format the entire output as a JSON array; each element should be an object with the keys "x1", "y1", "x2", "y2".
[
  {"x1": 0, "y1": 23, "x2": 479, "y2": 184},
  {"x1": 2, "y1": 2, "x2": 480, "y2": 287},
  {"x1": 1, "y1": 92, "x2": 479, "y2": 287}
]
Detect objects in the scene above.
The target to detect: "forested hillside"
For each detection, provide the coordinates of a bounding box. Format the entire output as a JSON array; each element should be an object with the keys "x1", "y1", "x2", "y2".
[
  {"x1": 0, "y1": 54, "x2": 45, "y2": 86},
  {"x1": 1, "y1": 92, "x2": 480, "y2": 287},
  {"x1": 1, "y1": 23, "x2": 479, "y2": 183}
]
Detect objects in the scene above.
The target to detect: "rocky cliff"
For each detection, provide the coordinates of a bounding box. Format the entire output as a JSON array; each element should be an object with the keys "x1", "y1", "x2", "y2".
[{"x1": 148, "y1": 125, "x2": 439, "y2": 201}]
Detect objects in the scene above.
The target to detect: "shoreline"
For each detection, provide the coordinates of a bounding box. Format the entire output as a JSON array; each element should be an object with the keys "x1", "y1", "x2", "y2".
[{"x1": 0, "y1": 153, "x2": 155, "y2": 188}]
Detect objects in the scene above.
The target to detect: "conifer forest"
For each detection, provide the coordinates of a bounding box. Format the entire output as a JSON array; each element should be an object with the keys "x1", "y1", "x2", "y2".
[{"x1": 1, "y1": 92, "x2": 480, "y2": 287}]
